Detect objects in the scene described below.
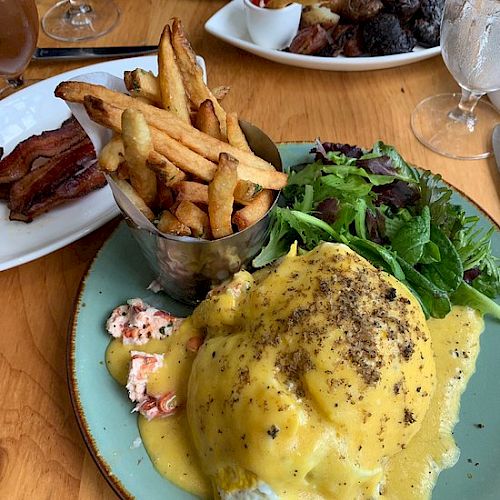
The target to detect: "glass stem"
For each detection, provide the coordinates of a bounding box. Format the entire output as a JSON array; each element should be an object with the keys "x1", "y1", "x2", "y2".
[
  {"x1": 66, "y1": 0, "x2": 94, "y2": 27},
  {"x1": 0, "y1": 77, "x2": 24, "y2": 98},
  {"x1": 448, "y1": 87, "x2": 484, "y2": 132}
]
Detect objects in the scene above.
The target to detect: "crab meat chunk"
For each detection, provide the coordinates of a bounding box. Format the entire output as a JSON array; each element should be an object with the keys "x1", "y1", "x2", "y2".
[
  {"x1": 137, "y1": 392, "x2": 178, "y2": 421},
  {"x1": 126, "y1": 351, "x2": 164, "y2": 405},
  {"x1": 126, "y1": 351, "x2": 178, "y2": 421},
  {"x1": 106, "y1": 298, "x2": 180, "y2": 345}
]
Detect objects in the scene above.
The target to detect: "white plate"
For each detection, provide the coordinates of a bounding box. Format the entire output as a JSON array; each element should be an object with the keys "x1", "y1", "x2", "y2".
[
  {"x1": 0, "y1": 55, "x2": 206, "y2": 271},
  {"x1": 205, "y1": 0, "x2": 441, "y2": 72}
]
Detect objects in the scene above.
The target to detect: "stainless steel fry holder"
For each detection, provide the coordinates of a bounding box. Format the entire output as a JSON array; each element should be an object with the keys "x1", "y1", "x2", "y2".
[{"x1": 114, "y1": 121, "x2": 282, "y2": 304}]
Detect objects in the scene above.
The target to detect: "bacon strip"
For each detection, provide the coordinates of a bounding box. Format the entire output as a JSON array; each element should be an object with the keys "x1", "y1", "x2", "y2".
[
  {"x1": 0, "y1": 183, "x2": 10, "y2": 200},
  {"x1": 9, "y1": 138, "x2": 96, "y2": 214},
  {"x1": 9, "y1": 162, "x2": 106, "y2": 222},
  {"x1": 0, "y1": 116, "x2": 87, "y2": 183}
]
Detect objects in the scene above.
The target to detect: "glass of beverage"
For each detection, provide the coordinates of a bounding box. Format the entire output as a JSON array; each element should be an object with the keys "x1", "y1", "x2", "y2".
[
  {"x1": 41, "y1": 0, "x2": 120, "y2": 42},
  {"x1": 0, "y1": 0, "x2": 39, "y2": 96},
  {"x1": 411, "y1": 0, "x2": 500, "y2": 160}
]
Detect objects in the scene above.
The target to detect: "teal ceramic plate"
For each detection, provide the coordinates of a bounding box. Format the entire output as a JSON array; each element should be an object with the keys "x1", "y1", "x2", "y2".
[{"x1": 69, "y1": 143, "x2": 500, "y2": 499}]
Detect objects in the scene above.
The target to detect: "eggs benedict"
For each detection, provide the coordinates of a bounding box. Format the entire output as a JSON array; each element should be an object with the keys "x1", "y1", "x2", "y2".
[
  {"x1": 105, "y1": 242, "x2": 484, "y2": 499},
  {"x1": 187, "y1": 243, "x2": 435, "y2": 498}
]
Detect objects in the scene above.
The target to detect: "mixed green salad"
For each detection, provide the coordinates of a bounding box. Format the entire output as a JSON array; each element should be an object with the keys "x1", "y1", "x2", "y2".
[{"x1": 253, "y1": 141, "x2": 500, "y2": 320}]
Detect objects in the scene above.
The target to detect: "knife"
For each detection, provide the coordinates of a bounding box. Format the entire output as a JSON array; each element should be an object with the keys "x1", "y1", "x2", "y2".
[
  {"x1": 493, "y1": 124, "x2": 500, "y2": 173},
  {"x1": 33, "y1": 46, "x2": 158, "y2": 61}
]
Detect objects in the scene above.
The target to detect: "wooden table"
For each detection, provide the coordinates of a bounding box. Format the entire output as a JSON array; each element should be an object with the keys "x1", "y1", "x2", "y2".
[{"x1": 2, "y1": 1, "x2": 499, "y2": 498}]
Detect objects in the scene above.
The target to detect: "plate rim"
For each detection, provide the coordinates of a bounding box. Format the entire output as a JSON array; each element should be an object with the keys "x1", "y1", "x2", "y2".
[
  {"x1": 67, "y1": 237, "x2": 132, "y2": 499},
  {"x1": 67, "y1": 142, "x2": 499, "y2": 500},
  {"x1": 204, "y1": 0, "x2": 441, "y2": 71}
]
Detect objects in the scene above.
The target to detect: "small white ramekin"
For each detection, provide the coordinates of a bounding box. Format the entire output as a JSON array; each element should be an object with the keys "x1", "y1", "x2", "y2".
[{"x1": 243, "y1": 0, "x2": 301, "y2": 50}]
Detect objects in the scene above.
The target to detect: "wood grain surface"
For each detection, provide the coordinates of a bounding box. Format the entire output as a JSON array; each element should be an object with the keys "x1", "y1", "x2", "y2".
[{"x1": 1, "y1": 0, "x2": 499, "y2": 498}]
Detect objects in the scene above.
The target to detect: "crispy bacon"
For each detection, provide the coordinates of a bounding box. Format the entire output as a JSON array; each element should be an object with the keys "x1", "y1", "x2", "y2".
[
  {"x1": 0, "y1": 117, "x2": 87, "y2": 184},
  {"x1": 9, "y1": 138, "x2": 96, "y2": 215},
  {"x1": 0, "y1": 183, "x2": 10, "y2": 200},
  {"x1": 9, "y1": 162, "x2": 106, "y2": 222}
]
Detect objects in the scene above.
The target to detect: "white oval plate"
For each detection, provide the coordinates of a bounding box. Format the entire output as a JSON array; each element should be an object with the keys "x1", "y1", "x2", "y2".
[
  {"x1": 205, "y1": 0, "x2": 441, "y2": 72},
  {"x1": 0, "y1": 55, "x2": 205, "y2": 271}
]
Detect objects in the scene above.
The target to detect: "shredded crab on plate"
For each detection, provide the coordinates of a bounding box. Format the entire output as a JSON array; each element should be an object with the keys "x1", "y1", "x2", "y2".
[
  {"x1": 126, "y1": 351, "x2": 178, "y2": 421},
  {"x1": 106, "y1": 299, "x2": 183, "y2": 420},
  {"x1": 106, "y1": 297, "x2": 181, "y2": 345}
]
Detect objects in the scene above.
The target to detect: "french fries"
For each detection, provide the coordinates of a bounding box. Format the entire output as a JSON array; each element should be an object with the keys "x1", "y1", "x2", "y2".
[
  {"x1": 157, "y1": 184, "x2": 174, "y2": 210},
  {"x1": 98, "y1": 135, "x2": 124, "y2": 172},
  {"x1": 147, "y1": 151, "x2": 186, "y2": 186},
  {"x1": 56, "y1": 81, "x2": 282, "y2": 174},
  {"x1": 170, "y1": 18, "x2": 227, "y2": 136},
  {"x1": 121, "y1": 108, "x2": 157, "y2": 206},
  {"x1": 195, "y1": 99, "x2": 223, "y2": 140},
  {"x1": 208, "y1": 153, "x2": 238, "y2": 239},
  {"x1": 175, "y1": 181, "x2": 209, "y2": 205},
  {"x1": 56, "y1": 19, "x2": 285, "y2": 239},
  {"x1": 124, "y1": 69, "x2": 161, "y2": 105},
  {"x1": 211, "y1": 85, "x2": 230, "y2": 102},
  {"x1": 233, "y1": 190, "x2": 274, "y2": 231},
  {"x1": 116, "y1": 161, "x2": 130, "y2": 180},
  {"x1": 157, "y1": 210, "x2": 191, "y2": 236},
  {"x1": 111, "y1": 175, "x2": 155, "y2": 221},
  {"x1": 226, "y1": 112, "x2": 252, "y2": 152},
  {"x1": 83, "y1": 96, "x2": 218, "y2": 182},
  {"x1": 233, "y1": 180, "x2": 262, "y2": 205},
  {"x1": 158, "y1": 25, "x2": 191, "y2": 123},
  {"x1": 124, "y1": 69, "x2": 228, "y2": 105},
  {"x1": 176, "y1": 200, "x2": 211, "y2": 238}
]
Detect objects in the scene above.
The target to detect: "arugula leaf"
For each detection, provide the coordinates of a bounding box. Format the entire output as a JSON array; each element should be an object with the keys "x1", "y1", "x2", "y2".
[
  {"x1": 396, "y1": 256, "x2": 452, "y2": 318},
  {"x1": 287, "y1": 162, "x2": 323, "y2": 187},
  {"x1": 313, "y1": 174, "x2": 372, "y2": 202},
  {"x1": 349, "y1": 238, "x2": 405, "y2": 281},
  {"x1": 451, "y1": 281, "x2": 500, "y2": 320},
  {"x1": 330, "y1": 202, "x2": 356, "y2": 233},
  {"x1": 391, "y1": 206, "x2": 431, "y2": 265},
  {"x1": 415, "y1": 169, "x2": 461, "y2": 232},
  {"x1": 322, "y1": 165, "x2": 398, "y2": 186},
  {"x1": 371, "y1": 141, "x2": 419, "y2": 181},
  {"x1": 454, "y1": 219, "x2": 494, "y2": 270},
  {"x1": 420, "y1": 241, "x2": 441, "y2": 264},
  {"x1": 353, "y1": 199, "x2": 367, "y2": 239},
  {"x1": 253, "y1": 208, "x2": 349, "y2": 268},
  {"x1": 383, "y1": 208, "x2": 411, "y2": 239},
  {"x1": 293, "y1": 184, "x2": 314, "y2": 212},
  {"x1": 285, "y1": 209, "x2": 346, "y2": 245},
  {"x1": 472, "y1": 254, "x2": 500, "y2": 298},
  {"x1": 420, "y1": 225, "x2": 463, "y2": 293},
  {"x1": 252, "y1": 209, "x2": 293, "y2": 268},
  {"x1": 324, "y1": 151, "x2": 358, "y2": 166}
]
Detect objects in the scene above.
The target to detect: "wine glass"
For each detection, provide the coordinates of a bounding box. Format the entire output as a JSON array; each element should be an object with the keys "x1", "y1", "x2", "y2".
[
  {"x1": 0, "y1": 0, "x2": 39, "y2": 97},
  {"x1": 41, "y1": 0, "x2": 120, "y2": 42},
  {"x1": 411, "y1": 0, "x2": 500, "y2": 160}
]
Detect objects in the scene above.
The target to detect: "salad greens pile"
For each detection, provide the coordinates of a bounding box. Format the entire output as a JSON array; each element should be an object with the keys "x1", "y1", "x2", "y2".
[{"x1": 253, "y1": 141, "x2": 500, "y2": 320}]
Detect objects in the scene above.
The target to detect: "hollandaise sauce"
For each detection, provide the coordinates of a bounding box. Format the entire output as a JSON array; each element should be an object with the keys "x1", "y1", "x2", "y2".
[
  {"x1": 382, "y1": 306, "x2": 483, "y2": 499},
  {"x1": 106, "y1": 319, "x2": 211, "y2": 497},
  {"x1": 106, "y1": 306, "x2": 483, "y2": 499},
  {"x1": 105, "y1": 244, "x2": 484, "y2": 500}
]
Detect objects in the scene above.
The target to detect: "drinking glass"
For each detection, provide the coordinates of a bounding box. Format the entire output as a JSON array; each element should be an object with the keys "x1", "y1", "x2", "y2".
[
  {"x1": 42, "y1": 0, "x2": 120, "y2": 42},
  {"x1": 0, "y1": 0, "x2": 39, "y2": 97},
  {"x1": 411, "y1": 0, "x2": 500, "y2": 160}
]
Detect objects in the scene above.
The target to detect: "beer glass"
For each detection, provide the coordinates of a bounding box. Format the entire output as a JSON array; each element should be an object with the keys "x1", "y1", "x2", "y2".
[{"x1": 0, "y1": 0, "x2": 39, "y2": 97}]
